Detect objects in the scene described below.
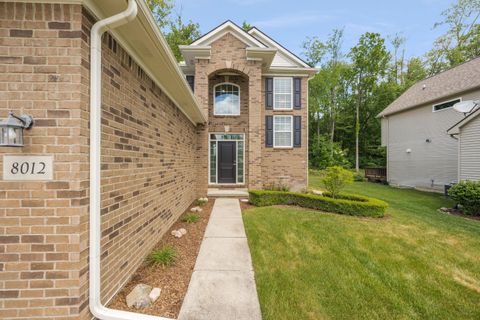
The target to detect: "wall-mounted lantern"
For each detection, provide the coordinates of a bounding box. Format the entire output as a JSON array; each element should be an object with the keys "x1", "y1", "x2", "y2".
[{"x1": 0, "y1": 112, "x2": 34, "y2": 147}]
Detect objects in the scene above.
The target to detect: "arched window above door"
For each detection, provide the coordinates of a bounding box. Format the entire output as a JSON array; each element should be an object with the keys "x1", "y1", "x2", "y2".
[{"x1": 214, "y1": 83, "x2": 240, "y2": 116}]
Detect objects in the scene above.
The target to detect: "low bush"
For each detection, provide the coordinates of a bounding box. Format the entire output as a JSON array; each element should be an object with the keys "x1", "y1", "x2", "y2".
[
  {"x1": 249, "y1": 190, "x2": 388, "y2": 218},
  {"x1": 321, "y1": 166, "x2": 354, "y2": 198},
  {"x1": 182, "y1": 213, "x2": 199, "y2": 223},
  {"x1": 148, "y1": 246, "x2": 177, "y2": 267},
  {"x1": 448, "y1": 181, "x2": 480, "y2": 215}
]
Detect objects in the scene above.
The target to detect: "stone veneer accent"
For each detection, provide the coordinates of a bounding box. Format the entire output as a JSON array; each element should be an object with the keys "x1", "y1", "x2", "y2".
[{"x1": 0, "y1": 2, "x2": 199, "y2": 319}]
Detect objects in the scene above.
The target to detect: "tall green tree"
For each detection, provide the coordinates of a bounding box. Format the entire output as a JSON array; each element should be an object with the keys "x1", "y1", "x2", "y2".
[
  {"x1": 241, "y1": 21, "x2": 253, "y2": 31},
  {"x1": 147, "y1": 0, "x2": 201, "y2": 62},
  {"x1": 348, "y1": 32, "x2": 390, "y2": 171},
  {"x1": 427, "y1": 0, "x2": 480, "y2": 74}
]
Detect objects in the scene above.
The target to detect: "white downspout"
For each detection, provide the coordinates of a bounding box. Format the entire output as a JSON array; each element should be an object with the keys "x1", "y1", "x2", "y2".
[{"x1": 89, "y1": 1, "x2": 171, "y2": 319}]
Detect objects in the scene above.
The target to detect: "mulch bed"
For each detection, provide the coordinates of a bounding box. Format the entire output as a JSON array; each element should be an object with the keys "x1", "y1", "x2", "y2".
[
  {"x1": 108, "y1": 199, "x2": 214, "y2": 318},
  {"x1": 439, "y1": 207, "x2": 480, "y2": 221}
]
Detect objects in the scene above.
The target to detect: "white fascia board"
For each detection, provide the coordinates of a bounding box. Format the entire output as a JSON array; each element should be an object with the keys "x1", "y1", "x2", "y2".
[
  {"x1": 22, "y1": 0, "x2": 207, "y2": 125},
  {"x1": 192, "y1": 21, "x2": 266, "y2": 48},
  {"x1": 249, "y1": 28, "x2": 311, "y2": 69}
]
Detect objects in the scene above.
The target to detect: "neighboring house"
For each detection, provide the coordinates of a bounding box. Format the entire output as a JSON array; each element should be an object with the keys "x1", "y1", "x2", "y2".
[
  {"x1": 179, "y1": 21, "x2": 317, "y2": 192},
  {"x1": 0, "y1": 2, "x2": 314, "y2": 320},
  {"x1": 447, "y1": 108, "x2": 480, "y2": 181},
  {"x1": 378, "y1": 57, "x2": 480, "y2": 191}
]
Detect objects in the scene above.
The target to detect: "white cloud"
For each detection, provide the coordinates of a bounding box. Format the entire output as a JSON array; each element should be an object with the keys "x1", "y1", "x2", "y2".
[{"x1": 215, "y1": 95, "x2": 240, "y2": 115}]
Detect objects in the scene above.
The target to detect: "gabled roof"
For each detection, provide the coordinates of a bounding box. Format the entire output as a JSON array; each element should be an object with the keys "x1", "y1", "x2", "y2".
[
  {"x1": 248, "y1": 27, "x2": 311, "y2": 68},
  {"x1": 180, "y1": 20, "x2": 317, "y2": 75},
  {"x1": 447, "y1": 107, "x2": 480, "y2": 135},
  {"x1": 191, "y1": 20, "x2": 267, "y2": 48},
  {"x1": 378, "y1": 56, "x2": 480, "y2": 118}
]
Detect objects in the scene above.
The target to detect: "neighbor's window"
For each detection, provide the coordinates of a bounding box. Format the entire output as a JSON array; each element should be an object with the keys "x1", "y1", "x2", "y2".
[
  {"x1": 214, "y1": 83, "x2": 240, "y2": 115},
  {"x1": 433, "y1": 98, "x2": 461, "y2": 112},
  {"x1": 273, "y1": 115, "x2": 293, "y2": 148},
  {"x1": 273, "y1": 77, "x2": 293, "y2": 110}
]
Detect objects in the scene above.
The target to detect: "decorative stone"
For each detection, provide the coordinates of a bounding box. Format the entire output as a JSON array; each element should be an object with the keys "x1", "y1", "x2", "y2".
[
  {"x1": 126, "y1": 284, "x2": 152, "y2": 308},
  {"x1": 440, "y1": 207, "x2": 449, "y2": 212},
  {"x1": 179, "y1": 228, "x2": 187, "y2": 235},
  {"x1": 312, "y1": 190, "x2": 323, "y2": 195},
  {"x1": 173, "y1": 230, "x2": 183, "y2": 238},
  {"x1": 149, "y1": 287, "x2": 161, "y2": 303},
  {"x1": 171, "y1": 230, "x2": 177, "y2": 236},
  {"x1": 191, "y1": 206, "x2": 203, "y2": 213}
]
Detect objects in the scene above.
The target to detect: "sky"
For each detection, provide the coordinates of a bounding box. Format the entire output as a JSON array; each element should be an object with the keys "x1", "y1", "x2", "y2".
[{"x1": 175, "y1": 0, "x2": 455, "y2": 61}]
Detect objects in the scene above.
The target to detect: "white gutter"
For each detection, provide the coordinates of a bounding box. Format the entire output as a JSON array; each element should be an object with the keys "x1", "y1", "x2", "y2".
[{"x1": 89, "y1": 1, "x2": 171, "y2": 319}]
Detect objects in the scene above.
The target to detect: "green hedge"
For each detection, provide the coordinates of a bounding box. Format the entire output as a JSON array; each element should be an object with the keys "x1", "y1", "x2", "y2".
[{"x1": 249, "y1": 190, "x2": 388, "y2": 218}]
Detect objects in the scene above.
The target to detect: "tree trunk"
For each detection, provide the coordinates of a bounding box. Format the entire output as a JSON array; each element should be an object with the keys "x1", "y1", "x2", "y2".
[{"x1": 355, "y1": 90, "x2": 361, "y2": 172}]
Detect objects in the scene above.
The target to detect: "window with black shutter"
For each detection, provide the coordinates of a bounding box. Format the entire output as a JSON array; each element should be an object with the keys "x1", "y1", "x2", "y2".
[
  {"x1": 265, "y1": 78, "x2": 273, "y2": 109},
  {"x1": 294, "y1": 116, "x2": 301, "y2": 147},
  {"x1": 294, "y1": 78, "x2": 301, "y2": 109},
  {"x1": 265, "y1": 115, "x2": 273, "y2": 147}
]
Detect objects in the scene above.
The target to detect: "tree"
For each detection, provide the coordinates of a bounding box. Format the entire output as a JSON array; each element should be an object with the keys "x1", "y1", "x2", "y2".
[
  {"x1": 165, "y1": 14, "x2": 201, "y2": 61},
  {"x1": 146, "y1": 0, "x2": 174, "y2": 30},
  {"x1": 241, "y1": 21, "x2": 253, "y2": 31},
  {"x1": 427, "y1": 0, "x2": 480, "y2": 74},
  {"x1": 348, "y1": 33, "x2": 390, "y2": 172},
  {"x1": 146, "y1": 0, "x2": 201, "y2": 62}
]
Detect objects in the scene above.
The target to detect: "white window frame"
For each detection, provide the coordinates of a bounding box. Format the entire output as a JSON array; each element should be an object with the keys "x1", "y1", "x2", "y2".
[
  {"x1": 273, "y1": 77, "x2": 293, "y2": 110},
  {"x1": 213, "y1": 82, "x2": 241, "y2": 116},
  {"x1": 432, "y1": 97, "x2": 462, "y2": 113},
  {"x1": 273, "y1": 115, "x2": 293, "y2": 148}
]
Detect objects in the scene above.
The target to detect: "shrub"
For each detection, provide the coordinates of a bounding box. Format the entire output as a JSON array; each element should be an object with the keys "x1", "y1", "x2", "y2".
[
  {"x1": 195, "y1": 197, "x2": 208, "y2": 206},
  {"x1": 148, "y1": 246, "x2": 176, "y2": 267},
  {"x1": 321, "y1": 166, "x2": 354, "y2": 198},
  {"x1": 448, "y1": 181, "x2": 480, "y2": 215},
  {"x1": 249, "y1": 190, "x2": 387, "y2": 218},
  {"x1": 182, "y1": 213, "x2": 199, "y2": 223},
  {"x1": 353, "y1": 171, "x2": 366, "y2": 182},
  {"x1": 264, "y1": 180, "x2": 290, "y2": 192}
]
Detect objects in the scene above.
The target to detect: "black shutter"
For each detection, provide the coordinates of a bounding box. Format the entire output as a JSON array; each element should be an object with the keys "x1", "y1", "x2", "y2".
[
  {"x1": 265, "y1": 77, "x2": 273, "y2": 109},
  {"x1": 266, "y1": 116, "x2": 273, "y2": 147},
  {"x1": 186, "y1": 75, "x2": 194, "y2": 92},
  {"x1": 294, "y1": 78, "x2": 301, "y2": 109},
  {"x1": 294, "y1": 116, "x2": 301, "y2": 147}
]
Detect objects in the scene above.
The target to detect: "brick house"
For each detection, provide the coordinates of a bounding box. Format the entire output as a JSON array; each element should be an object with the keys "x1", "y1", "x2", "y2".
[
  {"x1": 181, "y1": 21, "x2": 317, "y2": 193},
  {"x1": 0, "y1": 1, "x2": 314, "y2": 319}
]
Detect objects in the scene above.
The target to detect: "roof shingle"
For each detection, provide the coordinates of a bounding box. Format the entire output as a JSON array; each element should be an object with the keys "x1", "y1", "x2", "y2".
[{"x1": 378, "y1": 56, "x2": 480, "y2": 117}]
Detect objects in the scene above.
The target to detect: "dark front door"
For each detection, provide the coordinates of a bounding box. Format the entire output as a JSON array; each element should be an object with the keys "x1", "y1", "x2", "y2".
[{"x1": 218, "y1": 141, "x2": 236, "y2": 183}]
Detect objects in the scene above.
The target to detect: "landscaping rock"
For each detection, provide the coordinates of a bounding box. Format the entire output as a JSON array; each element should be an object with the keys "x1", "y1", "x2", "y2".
[
  {"x1": 149, "y1": 287, "x2": 161, "y2": 303},
  {"x1": 191, "y1": 206, "x2": 203, "y2": 213},
  {"x1": 312, "y1": 190, "x2": 323, "y2": 195},
  {"x1": 126, "y1": 284, "x2": 152, "y2": 308},
  {"x1": 172, "y1": 230, "x2": 183, "y2": 238},
  {"x1": 179, "y1": 228, "x2": 187, "y2": 235},
  {"x1": 440, "y1": 207, "x2": 449, "y2": 212}
]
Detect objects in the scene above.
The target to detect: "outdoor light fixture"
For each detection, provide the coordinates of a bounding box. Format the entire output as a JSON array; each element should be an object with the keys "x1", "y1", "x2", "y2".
[{"x1": 0, "y1": 112, "x2": 34, "y2": 147}]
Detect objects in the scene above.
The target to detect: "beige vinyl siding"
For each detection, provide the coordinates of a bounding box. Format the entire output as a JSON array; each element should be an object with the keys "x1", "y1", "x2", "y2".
[
  {"x1": 459, "y1": 115, "x2": 480, "y2": 181},
  {"x1": 382, "y1": 92, "x2": 477, "y2": 190}
]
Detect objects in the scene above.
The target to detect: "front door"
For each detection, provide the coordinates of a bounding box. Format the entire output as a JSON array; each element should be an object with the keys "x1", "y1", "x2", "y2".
[{"x1": 218, "y1": 141, "x2": 236, "y2": 183}]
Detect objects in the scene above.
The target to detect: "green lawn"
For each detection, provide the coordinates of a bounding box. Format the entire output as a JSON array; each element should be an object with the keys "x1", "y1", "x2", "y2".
[{"x1": 243, "y1": 178, "x2": 480, "y2": 320}]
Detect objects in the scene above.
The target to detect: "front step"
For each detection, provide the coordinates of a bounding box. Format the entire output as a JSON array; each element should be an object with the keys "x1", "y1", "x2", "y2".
[{"x1": 207, "y1": 188, "x2": 249, "y2": 197}]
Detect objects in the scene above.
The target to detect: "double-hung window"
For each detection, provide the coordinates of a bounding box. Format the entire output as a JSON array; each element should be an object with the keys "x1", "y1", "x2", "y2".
[
  {"x1": 273, "y1": 77, "x2": 293, "y2": 110},
  {"x1": 273, "y1": 115, "x2": 293, "y2": 148},
  {"x1": 214, "y1": 83, "x2": 240, "y2": 115}
]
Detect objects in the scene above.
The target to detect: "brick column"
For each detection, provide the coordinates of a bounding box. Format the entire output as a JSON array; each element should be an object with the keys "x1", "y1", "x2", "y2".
[
  {"x1": 248, "y1": 69, "x2": 263, "y2": 189},
  {"x1": 194, "y1": 61, "x2": 209, "y2": 196}
]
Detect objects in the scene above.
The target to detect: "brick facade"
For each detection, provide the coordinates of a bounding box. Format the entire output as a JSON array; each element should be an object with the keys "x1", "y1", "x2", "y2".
[
  {"x1": 192, "y1": 33, "x2": 308, "y2": 192},
  {"x1": 0, "y1": 2, "x2": 199, "y2": 319}
]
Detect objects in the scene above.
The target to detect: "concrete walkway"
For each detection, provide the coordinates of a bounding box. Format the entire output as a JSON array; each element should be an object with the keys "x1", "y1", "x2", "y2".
[{"x1": 178, "y1": 198, "x2": 262, "y2": 320}]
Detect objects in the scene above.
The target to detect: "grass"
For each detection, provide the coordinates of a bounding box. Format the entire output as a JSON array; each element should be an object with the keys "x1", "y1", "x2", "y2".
[
  {"x1": 147, "y1": 246, "x2": 177, "y2": 267},
  {"x1": 182, "y1": 213, "x2": 199, "y2": 223},
  {"x1": 243, "y1": 178, "x2": 480, "y2": 320}
]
